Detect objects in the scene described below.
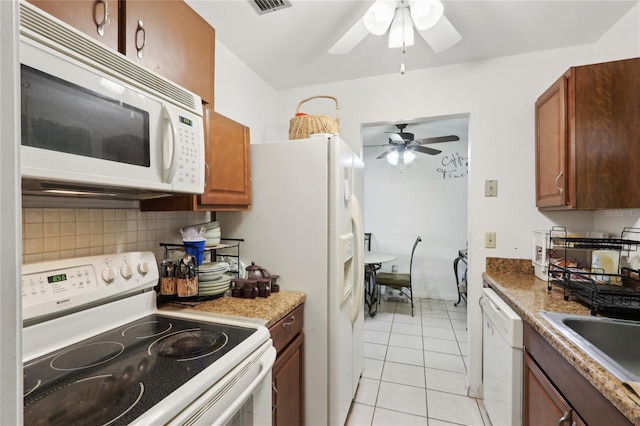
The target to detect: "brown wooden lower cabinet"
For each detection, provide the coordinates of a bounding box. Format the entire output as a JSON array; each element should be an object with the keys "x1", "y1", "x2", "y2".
[
  {"x1": 523, "y1": 322, "x2": 632, "y2": 426},
  {"x1": 270, "y1": 304, "x2": 305, "y2": 426},
  {"x1": 524, "y1": 351, "x2": 585, "y2": 426}
]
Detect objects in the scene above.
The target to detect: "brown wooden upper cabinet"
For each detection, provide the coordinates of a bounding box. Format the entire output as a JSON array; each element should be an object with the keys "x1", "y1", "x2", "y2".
[
  {"x1": 140, "y1": 108, "x2": 252, "y2": 212},
  {"x1": 27, "y1": 0, "x2": 215, "y2": 105},
  {"x1": 535, "y1": 57, "x2": 640, "y2": 210},
  {"x1": 27, "y1": 0, "x2": 120, "y2": 51}
]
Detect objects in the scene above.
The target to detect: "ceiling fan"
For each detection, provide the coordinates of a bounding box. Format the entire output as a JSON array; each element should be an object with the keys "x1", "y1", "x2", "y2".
[
  {"x1": 329, "y1": 0, "x2": 461, "y2": 56},
  {"x1": 375, "y1": 124, "x2": 460, "y2": 165}
]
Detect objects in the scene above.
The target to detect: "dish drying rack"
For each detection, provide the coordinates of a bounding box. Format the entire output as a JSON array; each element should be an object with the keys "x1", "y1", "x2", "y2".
[
  {"x1": 157, "y1": 238, "x2": 244, "y2": 305},
  {"x1": 159, "y1": 238, "x2": 244, "y2": 274},
  {"x1": 546, "y1": 226, "x2": 640, "y2": 317}
]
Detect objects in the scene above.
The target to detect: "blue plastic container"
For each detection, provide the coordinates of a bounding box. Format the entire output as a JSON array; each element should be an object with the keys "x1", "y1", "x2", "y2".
[{"x1": 183, "y1": 239, "x2": 206, "y2": 265}]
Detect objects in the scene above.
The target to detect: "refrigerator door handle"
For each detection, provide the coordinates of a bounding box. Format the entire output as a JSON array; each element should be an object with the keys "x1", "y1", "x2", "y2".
[{"x1": 350, "y1": 195, "x2": 365, "y2": 324}]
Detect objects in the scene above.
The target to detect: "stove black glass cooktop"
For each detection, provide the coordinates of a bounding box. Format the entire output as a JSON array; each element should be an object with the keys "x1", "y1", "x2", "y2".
[{"x1": 23, "y1": 314, "x2": 256, "y2": 426}]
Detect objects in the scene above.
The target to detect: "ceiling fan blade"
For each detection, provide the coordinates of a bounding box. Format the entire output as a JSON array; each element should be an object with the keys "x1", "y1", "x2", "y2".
[
  {"x1": 416, "y1": 14, "x2": 461, "y2": 53},
  {"x1": 409, "y1": 145, "x2": 442, "y2": 156},
  {"x1": 415, "y1": 135, "x2": 460, "y2": 144},
  {"x1": 376, "y1": 148, "x2": 397, "y2": 159},
  {"x1": 328, "y1": 17, "x2": 369, "y2": 55},
  {"x1": 388, "y1": 133, "x2": 405, "y2": 143}
]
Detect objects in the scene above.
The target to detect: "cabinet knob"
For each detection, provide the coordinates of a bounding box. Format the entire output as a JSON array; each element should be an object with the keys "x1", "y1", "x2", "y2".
[
  {"x1": 555, "y1": 171, "x2": 564, "y2": 194},
  {"x1": 558, "y1": 410, "x2": 571, "y2": 425},
  {"x1": 136, "y1": 20, "x2": 146, "y2": 59},
  {"x1": 204, "y1": 162, "x2": 210, "y2": 186},
  {"x1": 282, "y1": 315, "x2": 296, "y2": 328},
  {"x1": 96, "y1": 0, "x2": 109, "y2": 37}
]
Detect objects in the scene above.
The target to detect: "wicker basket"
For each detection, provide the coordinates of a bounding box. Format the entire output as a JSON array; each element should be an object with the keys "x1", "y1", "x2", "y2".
[{"x1": 288, "y1": 95, "x2": 340, "y2": 140}]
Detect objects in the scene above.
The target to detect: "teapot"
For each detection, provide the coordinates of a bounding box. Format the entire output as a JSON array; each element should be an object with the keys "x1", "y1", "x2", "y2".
[{"x1": 245, "y1": 262, "x2": 271, "y2": 280}]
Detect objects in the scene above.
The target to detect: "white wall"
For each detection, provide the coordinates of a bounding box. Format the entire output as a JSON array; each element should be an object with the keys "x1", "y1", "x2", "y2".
[
  {"x1": 213, "y1": 1, "x2": 640, "y2": 401},
  {"x1": 363, "y1": 138, "x2": 468, "y2": 301},
  {"x1": 212, "y1": 41, "x2": 279, "y2": 141}
]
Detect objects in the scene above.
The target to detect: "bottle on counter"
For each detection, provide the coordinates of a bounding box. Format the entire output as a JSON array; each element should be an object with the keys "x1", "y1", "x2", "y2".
[
  {"x1": 270, "y1": 274, "x2": 280, "y2": 292},
  {"x1": 231, "y1": 278, "x2": 244, "y2": 298},
  {"x1": 243, "y1": 279, "x2": 257, "y2": 299},
  {"x1": 257, "y1": 278, "x2": 271, "y2": 298}
]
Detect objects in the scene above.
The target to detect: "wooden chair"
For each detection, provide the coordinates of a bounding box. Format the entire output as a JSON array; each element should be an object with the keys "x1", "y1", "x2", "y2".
[{"x1": 375, "y1": 236, "x2": 422, "y2": 316}]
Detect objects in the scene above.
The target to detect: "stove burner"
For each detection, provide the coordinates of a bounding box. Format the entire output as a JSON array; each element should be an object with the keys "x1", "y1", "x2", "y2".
[
  {"x1": 24, "y1": 373, "x2": 144, "y2": 426},
  {"x1": 51, "y1": 342, "x2": 125, "y2": 371},
  {"x1": 24, "y1": 314, "x2": 257, "y2": 425},
  {"x1": 121, "y1": 320, "x2": 172, "y2": 339},
  {"x1": 152, "y1": 329, "x2": 229, "y2": 361},
  {"x1": 23, "y1": 377, "x2": 41, "y2": 398}
]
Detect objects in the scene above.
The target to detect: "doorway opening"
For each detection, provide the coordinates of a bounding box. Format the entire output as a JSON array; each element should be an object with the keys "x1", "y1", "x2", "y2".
[{"x1": 361, "y1": 113, "x2": 469, "y2": 300}]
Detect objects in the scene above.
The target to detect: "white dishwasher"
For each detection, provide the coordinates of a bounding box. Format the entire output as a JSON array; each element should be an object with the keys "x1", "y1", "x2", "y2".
[{"x1": 481, "y1": 287, "x2": 523, "y2": 426}]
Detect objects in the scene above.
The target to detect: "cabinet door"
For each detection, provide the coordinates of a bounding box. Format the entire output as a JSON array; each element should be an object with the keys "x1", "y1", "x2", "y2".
[
  {"x1": 272, "y1": 332, "x2": 304, "y2": 426},
  {"x1": 535, "y1": 72, "x2": 572, "y2": 209},
  {"x1": 199, "y1": 109, "x2": 252, "y2": 209},
  {"x1": 574, "y1": 58, "x2": 640, "y2": 208},
  {"x1": 524, "y1": 352, "x2": 585, "y2": 426},
  {"x1": 123, "y1": 0, "x2": 215, "y2": 104},
  {"x1": 27, "y1": 0, "x2": 119, "y2": 51}
]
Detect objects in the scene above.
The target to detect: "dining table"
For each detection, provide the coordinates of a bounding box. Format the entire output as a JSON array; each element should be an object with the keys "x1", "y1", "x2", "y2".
[{"x1": 364, "y1": 252, "x2": 396, "y2": 317}]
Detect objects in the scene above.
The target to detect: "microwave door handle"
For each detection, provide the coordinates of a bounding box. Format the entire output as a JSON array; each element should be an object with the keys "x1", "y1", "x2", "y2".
[{"x1": 162, "y1": 105, "x2": 179, "y2": 183}]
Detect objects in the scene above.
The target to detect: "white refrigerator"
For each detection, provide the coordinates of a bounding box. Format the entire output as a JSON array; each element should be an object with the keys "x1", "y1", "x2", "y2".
[{"x1": 217, "y1": 134, "x2": 365, "y2": 426}]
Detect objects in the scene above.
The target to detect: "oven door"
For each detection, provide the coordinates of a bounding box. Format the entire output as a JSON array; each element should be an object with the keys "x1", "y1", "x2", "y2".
[{"x1": 165, "y1": 340, "x2": 276, "y2": 426}]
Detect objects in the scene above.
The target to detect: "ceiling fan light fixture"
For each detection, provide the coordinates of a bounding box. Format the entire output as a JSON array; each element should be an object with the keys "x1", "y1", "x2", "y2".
[
  {"x1": 409, "y1": 0, "x2": 444, "y2": 30},
  {"x1": 386, "y1": 150, "x2": 400, "y2": 165},
  {"x1": 403, "y1": 150, "x2": 416, "y2": 164},
  {"x1": 364, "y1": 0, "x2": 397, "y2": 35},
  {"x1": 388, "y1": 7, "x2": 414, "y2": 48}
]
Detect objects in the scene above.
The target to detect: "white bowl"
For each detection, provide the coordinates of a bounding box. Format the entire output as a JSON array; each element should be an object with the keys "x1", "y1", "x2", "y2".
[
  {"x1": 203, "y1": 228, "x2": 221, "y2": 239},
  {"x1": 205, "y1": 237, "x2": 221, "y2": 247},
  {"x1": 196, "y1": 221, "x2": 220, "y2": 231}
]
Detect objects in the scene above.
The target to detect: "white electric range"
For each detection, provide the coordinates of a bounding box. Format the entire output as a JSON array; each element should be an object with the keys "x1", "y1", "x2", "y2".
[{"x1": 22, "y1": 251, "x2": 275, "y2": 425}]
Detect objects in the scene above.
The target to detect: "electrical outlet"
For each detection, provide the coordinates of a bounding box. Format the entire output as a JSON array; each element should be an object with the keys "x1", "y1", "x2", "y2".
[
  {"x1": 485, "y1": 232, "x2": 496, "y2": 248},
  {"x1": 485, "y1": 180, "x2": 498, "y2": 197}
]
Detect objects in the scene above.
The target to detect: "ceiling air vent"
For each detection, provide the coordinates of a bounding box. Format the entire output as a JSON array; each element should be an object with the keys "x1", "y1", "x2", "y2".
[{"x1": 249, "y1": 0, "x2": 292, "y2": 15}]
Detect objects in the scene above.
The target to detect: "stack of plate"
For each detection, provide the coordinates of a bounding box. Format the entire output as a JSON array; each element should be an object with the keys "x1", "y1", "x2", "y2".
[
  {"x1": 198, "y1": 261, "x2": 231, "y2": 296},
  {"x1": 198, "y1": 273, "x2": 233, "y2": 296}
]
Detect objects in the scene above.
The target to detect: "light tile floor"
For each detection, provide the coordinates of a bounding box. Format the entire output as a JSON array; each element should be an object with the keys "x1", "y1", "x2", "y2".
[{"x1": 347, "y1": 297, "x2": 489, "y2": 426}]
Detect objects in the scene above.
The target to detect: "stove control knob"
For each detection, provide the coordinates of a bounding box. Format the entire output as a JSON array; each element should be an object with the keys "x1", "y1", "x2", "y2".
[
  {"x1": 137, "y1": 261, "x2": 150, "y2": 276},
  {"x1": 101, "y1": 267, "x2": 116, "y2": 283},
  {"x1": 120, "y1": 264, "x2": 133, "y2": 280}
]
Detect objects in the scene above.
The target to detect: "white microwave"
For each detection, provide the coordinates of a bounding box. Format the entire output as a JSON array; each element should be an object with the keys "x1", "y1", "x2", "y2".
[{"x1": 19, "y1": 2, "x2": 204, "y2": 199}]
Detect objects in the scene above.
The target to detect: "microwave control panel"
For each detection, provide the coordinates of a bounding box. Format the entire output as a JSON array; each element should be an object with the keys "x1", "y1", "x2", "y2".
[{"x1": 175, "y1": 116, "x2": 201, "y2": 188}]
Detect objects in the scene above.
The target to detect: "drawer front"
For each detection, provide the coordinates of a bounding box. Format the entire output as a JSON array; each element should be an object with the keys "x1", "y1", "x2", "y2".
[{"x1": 270, "y1": 304, "x2": 304, "y2": 353}]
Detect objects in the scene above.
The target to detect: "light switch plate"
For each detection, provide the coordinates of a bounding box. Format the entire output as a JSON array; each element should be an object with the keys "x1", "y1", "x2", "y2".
[
  {"x1": 485, "y1": 180, "x2": 498, "y2": 197},
  {"x1": 485, "y1": 232, "x2": 496, "y2": 248}
]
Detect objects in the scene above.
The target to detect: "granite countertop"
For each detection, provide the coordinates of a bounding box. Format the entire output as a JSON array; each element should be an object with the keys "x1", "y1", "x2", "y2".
[
  {"x1": 483, "y1": 269, "x2": 640, "y2": 425},
  {"x1": 166, "y1": 290, "x2": 306, "y2": 328}
]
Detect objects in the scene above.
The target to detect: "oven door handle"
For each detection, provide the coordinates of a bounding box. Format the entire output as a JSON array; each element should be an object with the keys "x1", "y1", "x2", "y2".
[{"x1": 215, "y1": 346, "x2": 276, "y2": 426}]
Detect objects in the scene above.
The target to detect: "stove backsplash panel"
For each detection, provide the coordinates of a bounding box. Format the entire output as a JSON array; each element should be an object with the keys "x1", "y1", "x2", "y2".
[{"x1": 22, "y1": 208, "x2": 209, "y2": 264}]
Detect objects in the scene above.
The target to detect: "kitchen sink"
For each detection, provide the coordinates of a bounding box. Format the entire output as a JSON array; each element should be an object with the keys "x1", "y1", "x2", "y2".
[{"x1": 539, "y1": 311, "x2": 640, "y2": 383}]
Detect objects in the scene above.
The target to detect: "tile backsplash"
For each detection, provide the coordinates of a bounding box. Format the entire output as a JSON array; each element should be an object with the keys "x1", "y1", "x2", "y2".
[{"x1": 22, "y1": 208, "x2": 209, "y2": 264}]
